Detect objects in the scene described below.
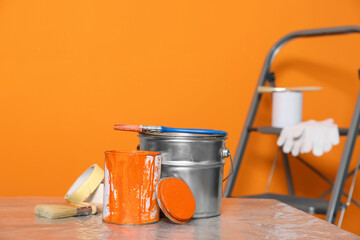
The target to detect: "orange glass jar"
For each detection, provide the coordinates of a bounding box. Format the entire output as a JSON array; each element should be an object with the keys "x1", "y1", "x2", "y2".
[{"x1": 103, "y1": 151, "x2": 161, "y2": 224}]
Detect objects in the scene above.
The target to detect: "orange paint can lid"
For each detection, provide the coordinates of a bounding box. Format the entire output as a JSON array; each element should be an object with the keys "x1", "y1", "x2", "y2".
[{"x1": 156, "y1": 177, "x2": 196, "y2": 224}]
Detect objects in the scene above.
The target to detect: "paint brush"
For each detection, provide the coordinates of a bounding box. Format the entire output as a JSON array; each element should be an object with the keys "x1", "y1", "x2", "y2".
[
  {"x1": 114, "y1": 124, "x2": 227, "y2": 135},
  {"x1": 35, "y1": 202, "x2": 97, "y2": 219}
]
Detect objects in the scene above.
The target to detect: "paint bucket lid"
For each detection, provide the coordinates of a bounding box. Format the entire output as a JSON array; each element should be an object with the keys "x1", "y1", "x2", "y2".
[{"x1": 155, "y1": 177, "x2": 196, "y2": 223}]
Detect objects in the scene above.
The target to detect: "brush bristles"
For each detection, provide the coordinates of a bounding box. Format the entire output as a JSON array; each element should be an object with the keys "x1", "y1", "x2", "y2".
[
  {"x1": 114, "y1": 124, "x2": 141, "y2": 132},
  {"x1": 35, "y1": 204, "x2": 77, "y2": 219},
  {"x1": 35, "y1": 203, "x2": 96, "y2": 219}
]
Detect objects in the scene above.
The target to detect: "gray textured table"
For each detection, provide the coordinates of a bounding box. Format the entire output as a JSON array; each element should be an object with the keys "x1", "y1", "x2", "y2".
[{"x1": 0, "y1": 197, "x2": 358, "y2": 239}]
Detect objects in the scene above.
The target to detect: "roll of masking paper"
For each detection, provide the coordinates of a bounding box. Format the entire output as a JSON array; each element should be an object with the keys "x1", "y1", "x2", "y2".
[
  {"x1": 272, "y1": 91, "x2": 303, "y2": 128},
  {"x1": 86, "y1": 182, "x2": 104, "y2": 213},
  {"x1": 65, "y1": 164, "x2": 104, "y2": 203},
  {"x1": 87, "y1": 182, "x2": 104, "y2": 203}
]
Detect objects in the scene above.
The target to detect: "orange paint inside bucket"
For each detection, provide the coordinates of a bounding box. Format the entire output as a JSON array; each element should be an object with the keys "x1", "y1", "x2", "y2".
[{"x1": 103, "y1": 151, "x2": 161, "y2": 225}]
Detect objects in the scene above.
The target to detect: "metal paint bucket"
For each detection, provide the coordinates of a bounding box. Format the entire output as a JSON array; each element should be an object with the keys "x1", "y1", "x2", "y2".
[
  {"x1": 138, "y1": 132, "x2": 231, "y2": 218},
  {"x1": 103, "y1": 151, "x2": 162, "y2": 225}
]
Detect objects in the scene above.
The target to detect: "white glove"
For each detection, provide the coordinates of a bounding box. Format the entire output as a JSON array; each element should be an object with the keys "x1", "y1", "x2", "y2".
[
  {"x1": 276, "y1": 125, "x2": 302, "y2": 156},
  {"x1": 296, "y1": 119, "x2": 339, "y2": 156},
  {"x1": 277, "y1": 119, "x2": 340, "y2": 157}
]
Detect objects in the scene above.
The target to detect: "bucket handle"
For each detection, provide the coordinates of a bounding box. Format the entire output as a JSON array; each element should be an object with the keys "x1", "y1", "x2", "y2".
[{"x1": 223, "y1": 153, "x2": 234, "y2": 182}]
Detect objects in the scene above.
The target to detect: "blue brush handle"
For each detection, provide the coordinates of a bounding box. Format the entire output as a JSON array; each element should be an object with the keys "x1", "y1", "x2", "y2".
[{"x1": 161, "y1": 127, "x2": 227, "y2": 135}]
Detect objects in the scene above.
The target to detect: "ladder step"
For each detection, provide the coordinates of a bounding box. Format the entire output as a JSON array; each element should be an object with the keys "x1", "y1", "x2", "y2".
[{"x1": 248, "y1": 127, "x2": 360, "y2": 136}]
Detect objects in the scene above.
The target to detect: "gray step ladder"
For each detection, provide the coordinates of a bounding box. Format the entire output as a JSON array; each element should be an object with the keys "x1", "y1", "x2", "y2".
[{"x1": 224, "y1": 26, "x2": 360, "y2": 224}]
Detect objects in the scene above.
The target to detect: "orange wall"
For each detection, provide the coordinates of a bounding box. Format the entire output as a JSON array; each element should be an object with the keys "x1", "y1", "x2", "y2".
[{"x1": 0, "y1": 0, "x2": 359, "y2": 235}]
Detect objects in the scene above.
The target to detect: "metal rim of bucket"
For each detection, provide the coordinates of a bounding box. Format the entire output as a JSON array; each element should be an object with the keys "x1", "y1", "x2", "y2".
[{"x1": 138, "y1": 132, "x2": 227, "y2": 141}]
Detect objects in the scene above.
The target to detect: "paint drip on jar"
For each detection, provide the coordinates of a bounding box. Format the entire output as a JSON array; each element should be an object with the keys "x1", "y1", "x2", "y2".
[{"x1": 103, "y1": 151, "x2": 161, "y2": 224}]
